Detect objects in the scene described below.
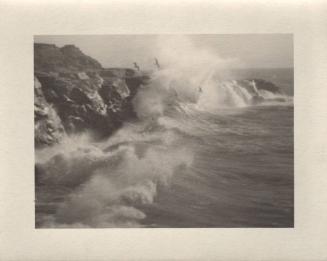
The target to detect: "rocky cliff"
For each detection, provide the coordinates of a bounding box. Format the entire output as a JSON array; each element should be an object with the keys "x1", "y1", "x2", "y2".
[{"x1": 34, "y1": 43, "x2": 149, "y2": 147}]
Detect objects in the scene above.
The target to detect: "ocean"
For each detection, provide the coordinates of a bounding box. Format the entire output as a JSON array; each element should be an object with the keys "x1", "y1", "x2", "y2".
[{"x1": 35, "y1": 67, "x2": 294, "y2": 228}]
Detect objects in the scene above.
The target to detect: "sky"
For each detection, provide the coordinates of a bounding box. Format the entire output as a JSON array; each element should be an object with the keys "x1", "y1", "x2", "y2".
[{"x1": 35, "y1": 34, "x2": 293, "y2": 70}]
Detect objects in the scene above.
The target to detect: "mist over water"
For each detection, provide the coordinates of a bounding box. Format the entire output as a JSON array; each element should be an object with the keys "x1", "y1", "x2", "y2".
[{"x1": 35, "y1": 36, "x2": 293, "y2": 228}]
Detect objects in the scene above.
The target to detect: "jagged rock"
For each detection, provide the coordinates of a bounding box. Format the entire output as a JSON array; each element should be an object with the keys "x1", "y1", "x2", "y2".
[
  {"x1": 34, "y1": 43, "x2": 147, "y2": 146},
  {"x1": 77, "y1": 72, "x2": 90, "y2": 80},
  {"x1": 239, "y1": 79, "x2": 280, "y2": 94},
  {"x1": 100, "y1": 68, "x2": 135, "y2": 78},
  {"x1": 70, "y1": 87, "x2": 92, "y2": 105},
  {"x1": 34, "y1": 77, "x2": 65, "y2": 147},
  {"x1": 112, "y1": 78, "x2": 130, "y2": 99},
  {"x1": 252, "y1": 79, "x2": 280, "y2": 93}
]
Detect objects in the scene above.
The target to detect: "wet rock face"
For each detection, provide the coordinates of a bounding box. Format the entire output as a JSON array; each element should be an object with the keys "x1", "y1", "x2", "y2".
[
  {"x1": 34, "y1": 43, "x2": 147, "y2": 147},
  {"x1": 238, "y1": 79, "x2": 280, "y2": 94},
  {"x1": 34, "y1": 77, "x2": 65, "y2": 147},
  {"x1": 251, "y1": 79, "x2": 280, "y2": 93}
]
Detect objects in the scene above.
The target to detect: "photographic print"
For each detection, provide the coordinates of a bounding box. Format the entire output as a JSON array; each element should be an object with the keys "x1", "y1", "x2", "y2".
[{"x1": 34, "y1": 34, "x2": 293, "y2": 228}]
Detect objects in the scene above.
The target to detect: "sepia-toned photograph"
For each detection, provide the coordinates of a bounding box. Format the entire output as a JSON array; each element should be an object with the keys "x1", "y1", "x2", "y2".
[{"x1": 34, "y1": 34, "x2": 293, "y2": 228}]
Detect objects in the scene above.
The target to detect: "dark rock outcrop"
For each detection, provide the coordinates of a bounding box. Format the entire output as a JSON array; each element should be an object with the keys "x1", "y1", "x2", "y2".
[
  {"x1": 34, "y1": 77, "x2": 65, "y2": 146},
  {"x1": 34, "y1": 43, "x2": 148, "y2": 147},
  {"x1": 238, "y1": 79, "x2": 280, "y2": 94},
  {"x1": 34, "y1": 43, "x2": 102, "y2": 73},
  {"x1": 251, "y1": 79, "x2": 280, "y2": 93}
]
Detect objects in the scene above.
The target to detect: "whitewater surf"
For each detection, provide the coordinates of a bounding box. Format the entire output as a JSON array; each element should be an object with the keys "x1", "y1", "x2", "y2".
[{"x1": 35, "y1": 64, "x2": 293, "y2": 227}]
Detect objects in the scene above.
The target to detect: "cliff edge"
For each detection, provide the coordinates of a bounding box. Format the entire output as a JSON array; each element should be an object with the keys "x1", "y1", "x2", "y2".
[{"x1": 34, "y1": 43, "x2": 148, "y2": 147}]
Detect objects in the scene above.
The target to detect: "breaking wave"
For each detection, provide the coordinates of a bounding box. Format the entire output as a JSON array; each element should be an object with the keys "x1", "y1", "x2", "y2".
[{"x1": 36, "y1": 128, "x2": 193, "y2": 227}]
